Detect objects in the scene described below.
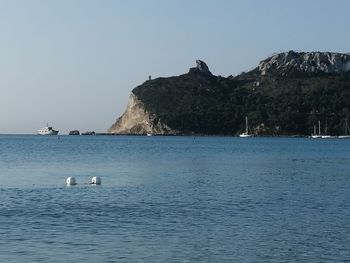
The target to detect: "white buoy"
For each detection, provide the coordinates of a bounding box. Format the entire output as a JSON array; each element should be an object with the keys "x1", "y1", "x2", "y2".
[
  {"x1": 66, "y1": 177, "x2": 77, "y2": 186},
  {"x1": 91, "y1": 176, "x2": 101, "y2": 185}
]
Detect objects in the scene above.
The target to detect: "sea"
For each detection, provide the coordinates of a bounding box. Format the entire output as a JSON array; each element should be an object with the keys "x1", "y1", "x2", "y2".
[{"x1": 0, "y1": 135, "x2": 349, "y2": 262}]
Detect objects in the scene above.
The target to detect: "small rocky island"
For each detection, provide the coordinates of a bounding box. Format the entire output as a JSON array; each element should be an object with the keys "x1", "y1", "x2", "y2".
[
  {"x1": 108, "y1": 51, "x2": 350, "y2": 136},
  {"x1": 69, "y1": 130, "x2": 80, "y2": 135}
]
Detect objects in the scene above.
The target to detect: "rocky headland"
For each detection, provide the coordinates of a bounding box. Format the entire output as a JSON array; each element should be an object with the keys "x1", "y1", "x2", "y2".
[{"x1": 108, "y1": 51, "x2": 350, "y2": 136}]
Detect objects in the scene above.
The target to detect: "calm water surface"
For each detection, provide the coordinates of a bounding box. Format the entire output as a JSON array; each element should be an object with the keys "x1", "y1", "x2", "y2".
[{"x1": 0, "y1": 135, "x2": 349, "y2": 262}]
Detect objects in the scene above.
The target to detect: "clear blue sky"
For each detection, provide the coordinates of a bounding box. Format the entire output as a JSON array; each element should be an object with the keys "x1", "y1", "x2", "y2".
[{"x1": 0, "y1": 0, "x2": 349, "y2": 134}]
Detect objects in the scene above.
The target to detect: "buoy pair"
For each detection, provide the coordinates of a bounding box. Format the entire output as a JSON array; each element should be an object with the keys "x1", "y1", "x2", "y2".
[{"x1": 66, "y1": 176, "x2": 101, "y2": 186}]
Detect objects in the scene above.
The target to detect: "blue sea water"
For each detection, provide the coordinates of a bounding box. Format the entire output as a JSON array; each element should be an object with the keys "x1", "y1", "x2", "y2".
[{"x1": 0, "y1": 135, "x2": 349, "y2": 262}]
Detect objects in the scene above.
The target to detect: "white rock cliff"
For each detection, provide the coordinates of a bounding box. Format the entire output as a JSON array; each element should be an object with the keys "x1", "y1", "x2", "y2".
[{"x1": 108, "y1": 93, "x2": 177, "y2": 135}]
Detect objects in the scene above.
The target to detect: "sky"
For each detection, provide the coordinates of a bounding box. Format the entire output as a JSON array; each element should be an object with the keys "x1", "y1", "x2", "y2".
[{"x1": 0, "y1": 0, "x2": 349, "y2": 134}]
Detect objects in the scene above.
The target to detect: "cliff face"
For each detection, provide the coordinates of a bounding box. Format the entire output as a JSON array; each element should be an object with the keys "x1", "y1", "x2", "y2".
[
  {"x1": 108, "y1": 93, "x2": 177, "y2": 135},
  {"x1": 109, "y1": 51, "x2": 350, "y2": 136}
]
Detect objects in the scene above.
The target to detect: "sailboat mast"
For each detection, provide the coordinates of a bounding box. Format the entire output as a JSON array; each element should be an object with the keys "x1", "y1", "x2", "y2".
[
  {"x1": 346, "y1": 118, "x2": 349, "y2": 135},
  {"x1": 318, "y1": 120, "x2": 321, "y2": 136},
  {"x1": 246, "y1": 116, "x2": 248, "y2": 134},
  {"x1": 313, "y1": 125, "x2": 316, "y2": 135}
]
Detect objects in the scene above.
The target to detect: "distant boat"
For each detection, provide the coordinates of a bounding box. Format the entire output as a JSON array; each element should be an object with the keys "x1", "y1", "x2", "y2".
[
  {"x1": 338, "y1": 118, "x2": 350, "y2": 139},
  {"x1": 311, "y1": 120, "x2": 334, "y2": 139},
  {"x1": 311, "y1": 121, "x2": 321, "y2": 138},
  {"x1": 37, "y1": 125, "x2": 59, "y2": 135},
  {"x1": 321, "y1": 120, "x2": 333, "y2": 139},
  {"x1": 239, "y1": 116, "x2": 252, "y2": 137},
  {"x1": 147, "y1": 133, "x2": 153, "y2": 136}
]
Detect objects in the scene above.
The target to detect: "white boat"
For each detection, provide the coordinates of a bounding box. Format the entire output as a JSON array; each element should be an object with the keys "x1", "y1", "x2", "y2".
[
  {"x1": 311, "y1": 121, "x2": 321, "y2": 138},
  {"x1": 311, "y1": 135, "x2": 321, "y2": 138},
  {"x1": 320, "y1": 120, "x2": 332, "y2": 139},
  {"x1": 338, "y1": 118, "x2": 350, "y2": 139},
  {"x1": 239, "y1": 116, "x2": 252, "y2": 137},
  {"x1": 37, "y1": 125, "x2": 59, "y2": 135}
]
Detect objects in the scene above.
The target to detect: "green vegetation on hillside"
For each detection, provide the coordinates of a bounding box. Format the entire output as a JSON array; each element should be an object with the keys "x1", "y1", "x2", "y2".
[{"x1": 133, "y1": 69, "x2": 350, "y2": 135}]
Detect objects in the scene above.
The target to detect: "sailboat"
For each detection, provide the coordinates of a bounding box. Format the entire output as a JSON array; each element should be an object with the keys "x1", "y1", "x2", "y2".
[
  {"x1": 338, "y1": 118, "x2": 350, "y2": 139},
  {"x1": 321, "y1": 120, "x2": 332, "y2": 138},
  {"x1": 239, "y1": 116, "x2": 252, "y2": 137},
  {"x1": 311, "y1": 120, "x2": 321, "y2": 138}
]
